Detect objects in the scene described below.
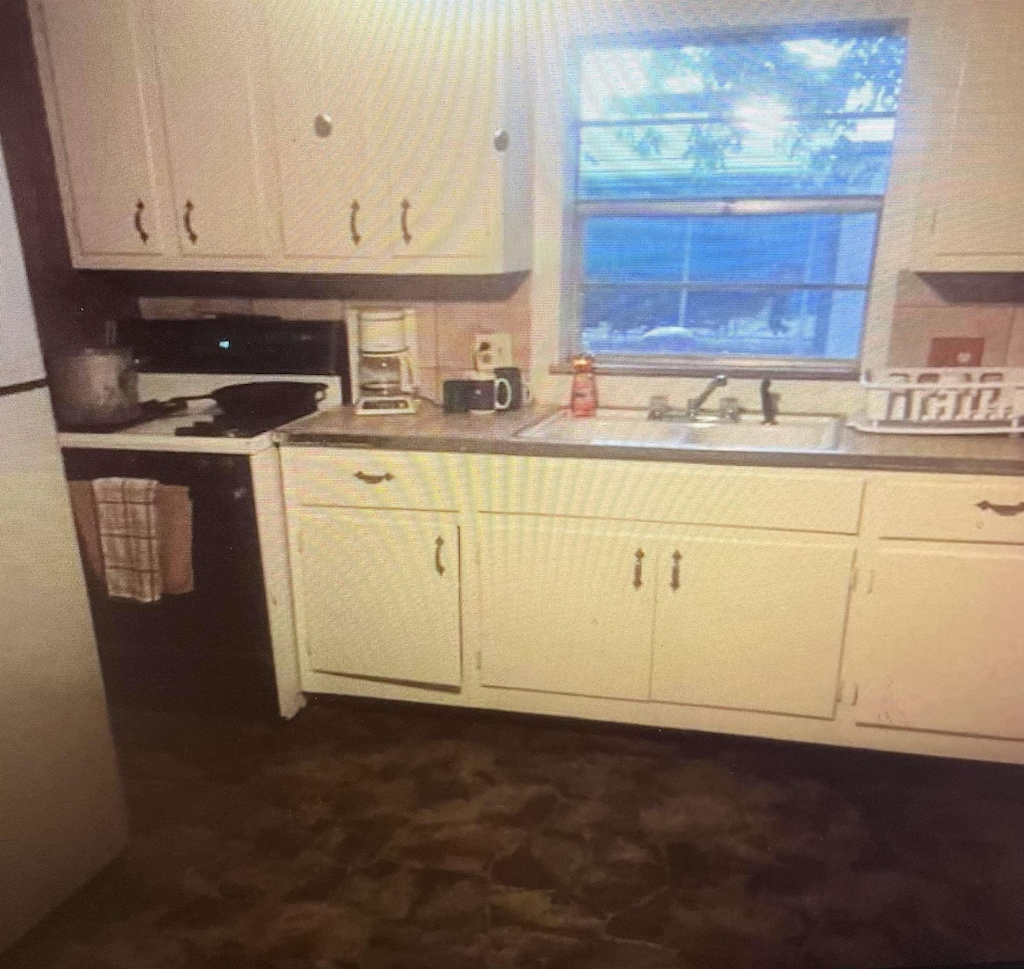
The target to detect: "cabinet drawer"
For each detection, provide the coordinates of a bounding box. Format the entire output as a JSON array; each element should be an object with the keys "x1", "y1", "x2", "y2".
[
  {"x1": 283, "y1": 449, "x2": 461, "y2": 511},
  {"x1": 479, "y1": 457, "x2": 864, "y2": 534},
  {"x1": 868, "y1": 478, "x2": 1024, "y2": 543}
]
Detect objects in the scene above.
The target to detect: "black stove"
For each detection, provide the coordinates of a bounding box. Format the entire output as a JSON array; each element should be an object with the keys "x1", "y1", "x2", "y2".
[
  {"x1": 173, "y1": 414, "x2": 286, "y2": 439},
  {"x1": 59, "y1": 398, "x2": 187, "y2": 433}
]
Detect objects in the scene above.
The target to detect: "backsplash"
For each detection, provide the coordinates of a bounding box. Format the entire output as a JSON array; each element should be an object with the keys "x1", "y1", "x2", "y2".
[
  {"x1": 136, "y1": 277, "x2": 531, "y2": 403},
  {"x1": 888, "y1": 272, "x2": 1024, "y2": 369}
]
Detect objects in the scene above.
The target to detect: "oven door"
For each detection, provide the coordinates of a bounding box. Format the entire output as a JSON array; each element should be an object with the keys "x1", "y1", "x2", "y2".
[{"x1": 61, "y1": 449, "x2": 278, "y2": 717}]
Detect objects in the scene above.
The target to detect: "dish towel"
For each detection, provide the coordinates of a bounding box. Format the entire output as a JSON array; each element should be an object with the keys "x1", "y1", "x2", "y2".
[
  {"x1": 68, "y1": 479, "x2": 195, "y2": 603},
  {"x1": 92, "y1": 478, "x2": 162, "y2": 602}
]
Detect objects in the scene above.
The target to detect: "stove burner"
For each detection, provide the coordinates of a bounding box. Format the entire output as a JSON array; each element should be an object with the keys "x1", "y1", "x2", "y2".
[
  {"x1": 60, "y1": 398, "x2": 188, "y2": 433},
  {"x1": 173, "y1": 415, "x2": 282, "y2": 439}
]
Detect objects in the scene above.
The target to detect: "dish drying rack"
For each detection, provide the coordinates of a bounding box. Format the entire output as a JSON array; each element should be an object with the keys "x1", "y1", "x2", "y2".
[{"x1": 848, "y1": 368, "x2": 1024, "y2": 435}]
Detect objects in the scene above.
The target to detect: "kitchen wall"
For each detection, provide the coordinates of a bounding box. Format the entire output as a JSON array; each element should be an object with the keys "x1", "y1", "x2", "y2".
[
  {"x1": 888, "y1": 272, "x2": 1024, "y2": 370},
  {"x1": 517, "y1": 0, "x2": 998, "y2": 413},
  {"x1": 136, "y1": 276, "x2": 532, "y2": 402},
  {"x1": 8, "y1": 0, "x2": 1024, "y2": 414},
  {"x1": 0, "y1": 0, "x2": 133, "y2": 359}
]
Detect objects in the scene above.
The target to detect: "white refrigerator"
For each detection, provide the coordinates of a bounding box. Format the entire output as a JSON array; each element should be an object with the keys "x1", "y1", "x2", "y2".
[{"x1": 0, "y1": 139, "x2": 128, "y2": 952}]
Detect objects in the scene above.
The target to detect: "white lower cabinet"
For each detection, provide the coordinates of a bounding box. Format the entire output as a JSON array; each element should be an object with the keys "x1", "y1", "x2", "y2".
[
  {"x1": 291, "y1": 508, "x2": 461, "y2": 688},
  {"x1": 281, "y1": 448, "x2": 1024, "y2": 763},
  {"x1": 477, "y1": 516, "x2": 656, "y2": 700},
  {"x1": 847, "y1": 544, "x2": 1024, "y2": 741},
  {"x1": 651, "y1": 535, "x2": 855, "y2": 718},
  {"x1": 476, "y1": 515, "x2": 855, "y2": 716}
]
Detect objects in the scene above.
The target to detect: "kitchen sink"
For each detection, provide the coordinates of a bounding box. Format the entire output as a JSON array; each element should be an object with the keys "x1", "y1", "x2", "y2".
[{"x1": 516, "y1": 410, "x2": 842, "y2": 452}]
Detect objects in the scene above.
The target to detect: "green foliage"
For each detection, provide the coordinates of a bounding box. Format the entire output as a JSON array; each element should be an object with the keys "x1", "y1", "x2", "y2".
[{"x1": 605, "y1": 32, "x2": 907, "y2": 191}]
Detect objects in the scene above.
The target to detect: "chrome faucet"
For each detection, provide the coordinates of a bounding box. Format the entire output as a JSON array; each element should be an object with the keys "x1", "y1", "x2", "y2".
[{"x1": 685, "y1": 375, "x2": 728, "y2": 419}]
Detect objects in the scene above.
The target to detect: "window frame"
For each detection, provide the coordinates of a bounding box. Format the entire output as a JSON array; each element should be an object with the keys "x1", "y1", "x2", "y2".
[{"x1": 560, "y1": 21, "x2": 908, "y2": 379}]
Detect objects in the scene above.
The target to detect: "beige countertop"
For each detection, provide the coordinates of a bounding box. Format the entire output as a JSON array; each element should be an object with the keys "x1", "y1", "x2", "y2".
[{"x1": 280, "y1": 403, "x2": 1024, "y2": 476}]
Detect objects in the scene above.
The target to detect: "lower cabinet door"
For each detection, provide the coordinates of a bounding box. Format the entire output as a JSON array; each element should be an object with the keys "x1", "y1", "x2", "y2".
[
  {"x1": 293, "y1": 508, "x2": 461, "y2": 687},
  {"x1": 651, "y1": 534, "x2": 855, "y2": 718},
  {"x1": 849, "y1": 545, "x2": 1024, "y2": 740},
  {"x1": 477, "y1": 516, "x2": 656, "y2": 700}
]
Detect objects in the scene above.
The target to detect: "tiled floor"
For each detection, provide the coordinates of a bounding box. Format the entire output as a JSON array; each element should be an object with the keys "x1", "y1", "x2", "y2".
[{"x1": 3, "y1": 697, "x2": 1024, "y2": 969}]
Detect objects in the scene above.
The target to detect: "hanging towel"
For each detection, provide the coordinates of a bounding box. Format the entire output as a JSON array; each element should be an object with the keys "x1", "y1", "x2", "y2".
[
  {"x1": 69, "y1": 479, "x2": 194, "y2": 602},
  {"x1": 154, "y1": 484, "x2": 194, "y2": 596},
  {"x1": 93, "y1": 478, "x2": 162, "y2": 602}
]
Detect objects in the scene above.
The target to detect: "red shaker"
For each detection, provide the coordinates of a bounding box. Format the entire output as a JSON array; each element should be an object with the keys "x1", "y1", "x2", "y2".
[{"x1": 570, "y1": 354, "x2": 598, "y2": 417}]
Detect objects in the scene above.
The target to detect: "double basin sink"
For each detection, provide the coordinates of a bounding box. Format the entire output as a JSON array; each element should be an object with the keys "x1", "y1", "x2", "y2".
[{"x1": 516, "y1": 410, "x2": 842, "y2": 452}]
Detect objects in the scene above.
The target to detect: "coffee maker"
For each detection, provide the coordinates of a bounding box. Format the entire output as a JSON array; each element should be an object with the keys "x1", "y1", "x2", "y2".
[{"x1": 349, "y1": 309, "x2": 419, "y2": 415}]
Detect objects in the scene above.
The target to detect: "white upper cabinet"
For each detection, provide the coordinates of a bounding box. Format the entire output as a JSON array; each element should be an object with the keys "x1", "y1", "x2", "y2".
[
  {"x1": 375, "y1": 0, "x2": 498, "y2": 265},
  {"x1": 914, "y1": 1, "x2": 1024, "y2": 271},
  {"x1": 151, "y1": 0, "x2": 274, "y2": 259},
  {"x1": 265, "y1": 0, "x2": 384, "y2": 261},
  {"x1": 31, "y1": 0, "x2": 531, "y2": 272},
  {"x1": 30, "y1": 0, "x2": 166, "y2": 260},
  {"x1": 265, "y1": 0, "x2": 530, "y2": 272}
]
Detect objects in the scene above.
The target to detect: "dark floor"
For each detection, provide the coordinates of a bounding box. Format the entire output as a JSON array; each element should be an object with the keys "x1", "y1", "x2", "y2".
[{"x1": 4, "y1": 698, "x2": 1024, "y2": 969}]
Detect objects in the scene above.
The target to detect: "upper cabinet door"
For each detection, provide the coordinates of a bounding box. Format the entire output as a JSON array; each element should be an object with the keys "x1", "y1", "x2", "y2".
[
  {"x1": 374, "y1": 0, "x2": 499, "y2": 263},
  {"x1": 151, "y1": 0, "x2": 272, "y2": 258},
  {"x1": 32, "y1": 0, "x2": 165, "y2": 258},
  {"x1": 265, "y1": 0, "x2": 385, "y2": 260},
  {"x1": 916, "y1": 2, "x2": 1024, "y2": 270}
]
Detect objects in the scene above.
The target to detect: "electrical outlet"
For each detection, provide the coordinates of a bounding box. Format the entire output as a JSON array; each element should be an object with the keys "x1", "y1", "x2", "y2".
[{"x1": 474, "y1": 332, "x2": 512, "y2": 370}]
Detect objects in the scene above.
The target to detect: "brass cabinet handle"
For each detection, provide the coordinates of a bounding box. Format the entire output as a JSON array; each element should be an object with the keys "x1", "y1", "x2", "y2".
[
  {"x1": 400, "y1": 198, "x2": 412, "y2": 244},
  {"x1": 976, "y1": 500, "x2": 1024, "y2": 517},
  {"x1": 633, "y1": 548, "x2": 644, "y2": 589},
  {"x1": 670, "y1": 550, "x2": 681, "y2": 591},
  {"x1": 350, "y1": 199, "x2": 361, "y2": 245},
  {"x1": 183, "y1": 199, "x2": 198, "y2": 244},
  {"x1": 133, "y1": 199, "x2": 149, "y2": 243},
  {"x1": 354, "y1": 471, "x2": 394, "y2": 485},
  {"x1": 435, "y1": 536, "x2": 445, "y2": 576}
]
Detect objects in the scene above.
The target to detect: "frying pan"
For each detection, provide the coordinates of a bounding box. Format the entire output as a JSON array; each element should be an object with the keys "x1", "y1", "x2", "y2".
[{"x1": 170, "y1": 381, "x2": 328, "y2": 421}]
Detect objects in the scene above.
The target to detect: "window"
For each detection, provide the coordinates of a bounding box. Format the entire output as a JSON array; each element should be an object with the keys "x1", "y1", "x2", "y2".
[{"x1": 566, "y1": 26, "x2": 908, "y2": 373}]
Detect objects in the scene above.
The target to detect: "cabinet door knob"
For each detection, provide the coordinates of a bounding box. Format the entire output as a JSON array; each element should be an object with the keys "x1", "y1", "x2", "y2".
[
  {"x1": 133, "y1": 199, "x2": 149, "y2": 244},
  {"x1": 670, "y1": 550, "x2": 681, "y2": 591},
  {"x1": 183, "y1": 199, "x2": 198, "y2": 244},
  {"x1": 493, "y1": 128, "x2": 510, "y2": 152},
  {"x1": 976, "y1": 500, "x2": 1024, "y2": 517},
  {"x1": 434, "y1": 536, "x2": 446, "y2": 576},
  {"x1": 350, "y1": 199, "x2": 361, "y2": 245},
  {"x1": 314, "y1": 112, "x2": 333, "y2": 137},
  {"x1": 354, "y1": 471, "x2": 394, "y2": 485},
  {"x1": 633, "y1": 549, "x2": 645, "y2": 589},
  {"x1": 400, "y1": 198, "x2": 412, "y2": 244}
]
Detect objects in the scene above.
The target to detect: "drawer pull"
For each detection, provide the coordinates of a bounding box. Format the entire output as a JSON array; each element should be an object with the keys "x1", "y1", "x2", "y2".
[
  {"x1": 633, "y1": 548, "x2": 644, "y2": 589},
  {"x1": 434, "y1": 536, "x2": 445, "y2": 576},
  {"x1": 670, "y1": 550, "x2": 681, "y2": 591},
  {"x1": 354, "y1": 471, "x2": 394, "y2": 485},
  {"x1": 976, "y1": 500, "x2": 1024, "y2": 517}
]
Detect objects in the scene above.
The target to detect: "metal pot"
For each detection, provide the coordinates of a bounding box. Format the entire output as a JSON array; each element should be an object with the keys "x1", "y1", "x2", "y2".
[{"x1": 50, "y1": 348, "x2": 140, "y2": 428}]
